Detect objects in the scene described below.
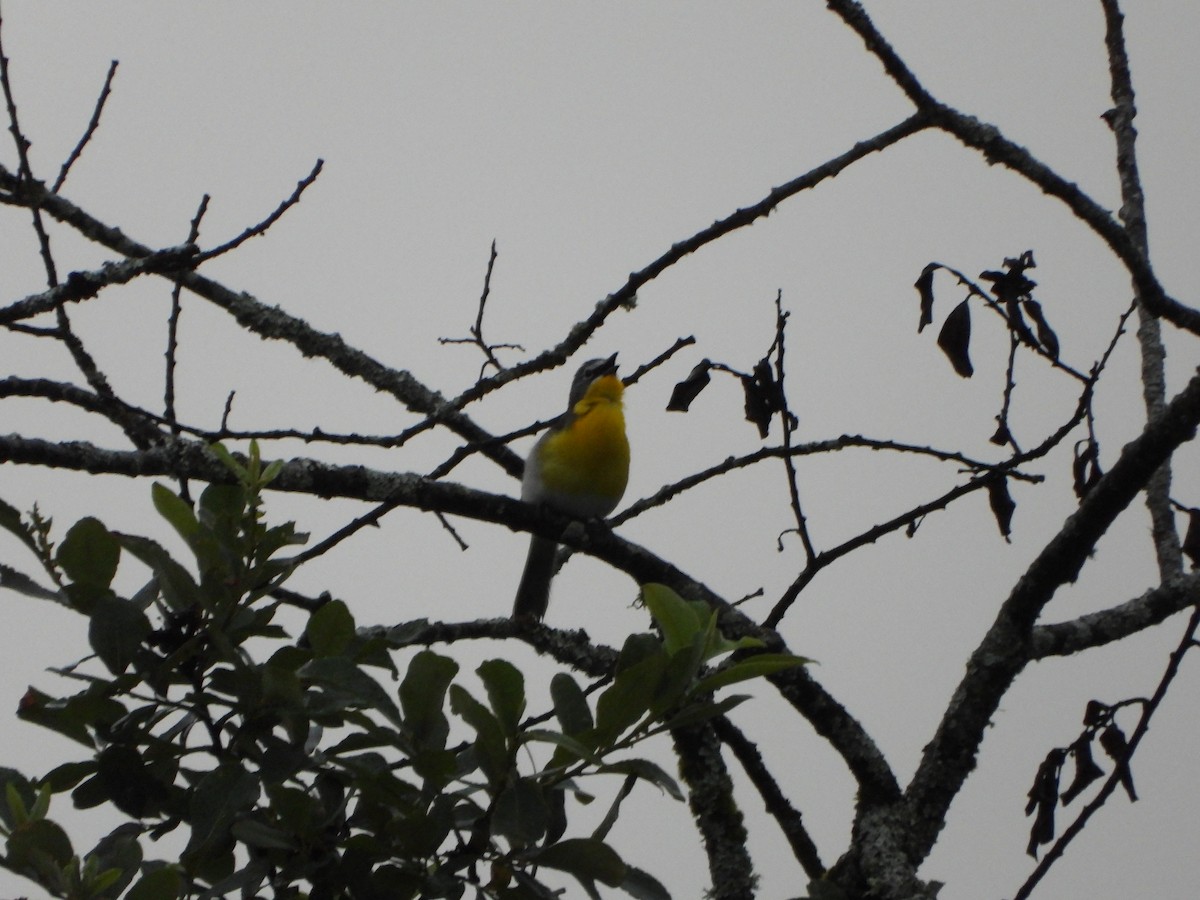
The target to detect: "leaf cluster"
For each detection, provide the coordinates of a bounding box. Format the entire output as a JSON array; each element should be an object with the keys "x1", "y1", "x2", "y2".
[{"x1": 0, "y1": 450, "x2": 804, "y2": 899}]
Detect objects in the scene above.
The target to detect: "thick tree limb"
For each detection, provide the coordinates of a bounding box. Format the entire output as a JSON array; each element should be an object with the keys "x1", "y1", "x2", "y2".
[
  {"x1": 1030, "y1": 573, "x2": 1200, "y2": 659},
  {"x1": 904, "y1": 367, "x2": 1200, "y2": 861}
]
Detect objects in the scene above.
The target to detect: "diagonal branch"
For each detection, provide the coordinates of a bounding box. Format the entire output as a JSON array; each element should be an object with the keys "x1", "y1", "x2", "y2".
[
  {"x1": 438, "y1": 112, "x2": 933, "y2": 413},
  {"x1": 52, "y1": 59, "x2": 118, "y2": 193},
  {"x1": 1100, "y1": 0, "x2": 1181, "y2": 578},
  {"x1": 825, "y1": 0, "x2": 1200, "y2": 338},
  {"x1": 1030, "y1": 573, "x2": 1200, "y2": 659},
  {"x1": 0, "y1": 165, "x2": 525, "y2": 478},
  {"x1": 0, "y1": 246, "x2": 199, "y2": 324},
  {"x1": 1014, "y1": 603, "x2": 1200, "y2": 899},
  {"x1": 713, "y1": 715, "x2": 825, "y2": 879},
  {"x1": 904, "y1": 367, "x2": 1200, "y2": 863}
]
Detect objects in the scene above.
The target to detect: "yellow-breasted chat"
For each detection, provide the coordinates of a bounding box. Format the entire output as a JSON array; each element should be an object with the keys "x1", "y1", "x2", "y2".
[{"x1": 512, "y1": 354, "x2": 630, "y2": 620}]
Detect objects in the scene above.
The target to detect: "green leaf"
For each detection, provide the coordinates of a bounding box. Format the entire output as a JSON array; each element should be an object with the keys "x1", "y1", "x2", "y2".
[
  {"x1": 551, "y1": 672, "x2": 593, "y2": 737},
  {"x1": 29, "y1": 782, "x2": 51, "y2": 820},
  {"x1": 544, "y1": 782, "x2": 569, "y2": 847},
  {"x1": 594, "y1": 650, "x2": 667, "y2": 746},
  {"x1": 647, "y1": 638, "x2": 705, "y2": 720},
  {"x1": 0, "y1": 771, "x2": 35, "y2": 829},
  {"x1": 88, "y1": 866, "x2": 126, "y2": 896},
  {"x1": 522, "y1": 729, "x2": 601, "y2": 767},
  {"x1": 42, "y1": 761, "x2": 96, "y2": 793},
  {"x1": 534, "y1": 837, "x2": 627, "y2": 888},
  {"x1": 231, "y1": 817, "x2": 298, "y2": 851},
  {"x1": 97, "y1": 746, "x2": 167, "y2": 818},
  {"x1": 85, "y1": 823, "x2": 143, "y2": 899},
  {"x1": 183, "y1": 765, "x2": 260, "y2": 865},
  {"x1": 399, "y1": 651, "x2": 458, "y2": 752},
  {"x1": 126, "y1": 865, "x2": 184, "y2": 900},
  {"x1": 300, "y1": 657, "x2": 402, "y2": 726},
  {"x1": 641, "y1": 585, "x2": 762, "y2": 667},
  {"x1": 117, "y1": 534, "x2": 201, "y2": 611},
  {"x1": 306, "y1": 599, "x2": 355, "y2": 657},
  {"x1": 698, "y1": 617, "x2": 763, "y2": 663},
  {"x1": 493, "y1": 778, "x2": 548, "y2": 846},
  {"x1": 197, "y1": 483, "x2": 245, "y2": 532},
  {"x1": 89, "y1": 595, "x2": 151, "y2": 675},
  {"x1": 449, "y1": 684, "x2": 510, "y2": 784},
  {"x1": 478, "y1": 658, "x2": 525, "y2": 737},
  {"x1": 693, "y1": 652, "x2": 810, "y2": 695},
  {"x1": 208, "y1": 442, "x2": 243, "y2": 480},
  {"x1": 640, "y1": 584, "x2": 703, "y2": 657},
  {"x1": 57, "y1": 517, "x2": 120, "y2": 589},
  {"x1": 620, "y1": 865, "x2": 672, "y2": 900},
  {"x1": 6, "y1": 817, "x2": 74, "y2": 870},
  {"x1": 596, "y1": 759, "x2": 684, "y2": 802},
  {"x1": 660, "y1": 694, "x2": 751, "y2": 732},
  {"x1": 17, "y1": 686, "x2": 125, "y2": 749},
  {"x1": 615, "y1": 632, "x2": 665, "y2": 674},
  {"x1": 151, "y1": 483, "x2": 200, "y2": 542}
]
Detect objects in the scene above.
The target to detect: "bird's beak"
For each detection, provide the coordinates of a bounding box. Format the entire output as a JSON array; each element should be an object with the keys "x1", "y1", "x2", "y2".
[{"x1": 600, "y1": 353, "x2": 619, "y2": 376}]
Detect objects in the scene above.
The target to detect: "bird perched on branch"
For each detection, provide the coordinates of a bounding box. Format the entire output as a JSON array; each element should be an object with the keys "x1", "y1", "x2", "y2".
[{"x1": 512, "y1": 354, "x2": 630, "y2": 620}]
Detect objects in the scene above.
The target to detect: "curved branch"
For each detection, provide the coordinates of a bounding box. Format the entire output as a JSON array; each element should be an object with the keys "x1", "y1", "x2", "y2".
[
  {"x1": 0, "y1": 426, "x2": 902, "y2": 810},
  {"x1": 0, "y1": 165, "x2": 524, "y2": 478},
  {"x1": 1030, "y1": 573, "x2": 1200, "y2": 659},
  {"x1": 767, "y1": 383, "x2": 1092, "y2": 628},
  {"x1": 904, "y1": 367, "x2": 1200, "y2": 862},
  {"x1": 713, "y1": 715, "x2": 825, "y2": 878},
  {"x1": 825, "y1": 0, "x2": 1200, "y2": 337},
  {"x1": 440, "y1": 113, "x2": 933, "y2": 412},
  {"x1": 1100, "y1": 0, "x2": 1181, "y2": 579},
  {"x1": 671, "y1": 721, "x2": 755, "y2": 899}
]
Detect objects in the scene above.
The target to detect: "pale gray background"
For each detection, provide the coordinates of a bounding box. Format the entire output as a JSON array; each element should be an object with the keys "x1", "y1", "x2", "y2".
[{"x1": 0, "y1": 3, "x2": 1197, "y2": 898}]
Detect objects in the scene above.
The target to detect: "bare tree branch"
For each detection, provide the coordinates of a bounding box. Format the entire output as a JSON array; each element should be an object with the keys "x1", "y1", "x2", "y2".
[
  {"x1": 1100, "y1": 0, "x2": 1181, "y2": 579},
  {"x1": 52, "y1": 59, "x2": 118, "y2": 193},
  {"x1": 1030, "y1": 573, "x2": 1200, "y2": 659},
  {"x1": 905, "y1": 367, "x2": 1200, "y2": 862}
]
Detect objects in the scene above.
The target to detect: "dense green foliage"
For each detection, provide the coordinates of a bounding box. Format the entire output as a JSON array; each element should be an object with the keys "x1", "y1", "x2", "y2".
[{"x1": 0, "y1": 445, "x2": 802, "y2": 899}]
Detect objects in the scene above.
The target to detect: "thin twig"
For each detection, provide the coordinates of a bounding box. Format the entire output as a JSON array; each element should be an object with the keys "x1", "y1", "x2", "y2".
[
  {"x1": 423, "y1": 112, "x2": 933, "y2": 427},
  {"x1": 826, "y1": 0, "x2": 1200, "y2": 338},
  {"x1": 191, "y1": 159, "x2": 324, "y2": 263},
  {"x1": 765, "y1": 380, "x2": 1095, "y2": 628},
  {"x1": 1099, "y1": 0, "x2": 1181, "y2": 579},
  {"x1": 713, "y1": 715, "x2": 825, "y2": 878},
  {"x1": 622, "y1": 335, "x2": 695, "y2": 388},
  {"x1": 438, "y1": 240, "x2": 521, "y2": 376},
  {"x1": 166, "y1": 195, "x2": 210, "y2": 503},
  {"x1": 770, "y1": 291, "x2": 816, "y2": 561},
  {"x1": 617, "y1": 434, "x2": 1041, "y2": 527},
  {"x1": 52, "y1": 59, "x2": 118, "y2": 193},
  {"x1": 995, "y1": 334, "x2": 1023, "y2": 454},
  {"x1": 1013, "y1": 604, "x2": 1200, "y2": 899}
]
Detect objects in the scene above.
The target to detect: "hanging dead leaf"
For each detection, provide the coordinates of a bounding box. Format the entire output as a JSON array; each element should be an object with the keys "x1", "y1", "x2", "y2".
[
  {"x1": 1098, "y1": 725, "x2": 1137, "y2": 802},
  {"x1": 741, "y1": 358, "x2": 782, "y2": 438},
  {"x1": 1060, "y1": 741, "x2": 1105, "y2": 805},
  {"x1": 937, "y1": 299, "x2": 974, "y2": 377},
  {"x1": 990, "y1": 420, "x2": 1013, "y2": 447},
  {"x1": 915, "y1": 263, "x2": 940, "y2": 333},
  {"x1": 667, "y1": 361, "x2": 713, "y2": 412},
  {"x1": 1024, "y1": 748, "x2": 1065, "y2": 859},
  {"x1": 987, "y1": 478, "x2": 1016, "y2": 540},
  {"x1": 1024, "y1": 299, "x2": 1060, "y2": 359}
]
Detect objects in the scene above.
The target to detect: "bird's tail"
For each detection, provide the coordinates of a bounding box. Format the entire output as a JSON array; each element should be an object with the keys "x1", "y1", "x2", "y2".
[{"x1": 512, "y1": 535, "x2": 558, "y2": 620}]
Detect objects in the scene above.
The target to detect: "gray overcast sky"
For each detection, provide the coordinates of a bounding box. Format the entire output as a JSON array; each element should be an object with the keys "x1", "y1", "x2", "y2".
[{"x1": 1, "y1": 3, "x2": 1198, "y2": 898}]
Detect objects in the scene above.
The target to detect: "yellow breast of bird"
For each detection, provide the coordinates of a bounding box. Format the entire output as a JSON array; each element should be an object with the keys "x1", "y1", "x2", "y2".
[{"x1": 538, "y1": 393, "x2": 629, "y2": 515}]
